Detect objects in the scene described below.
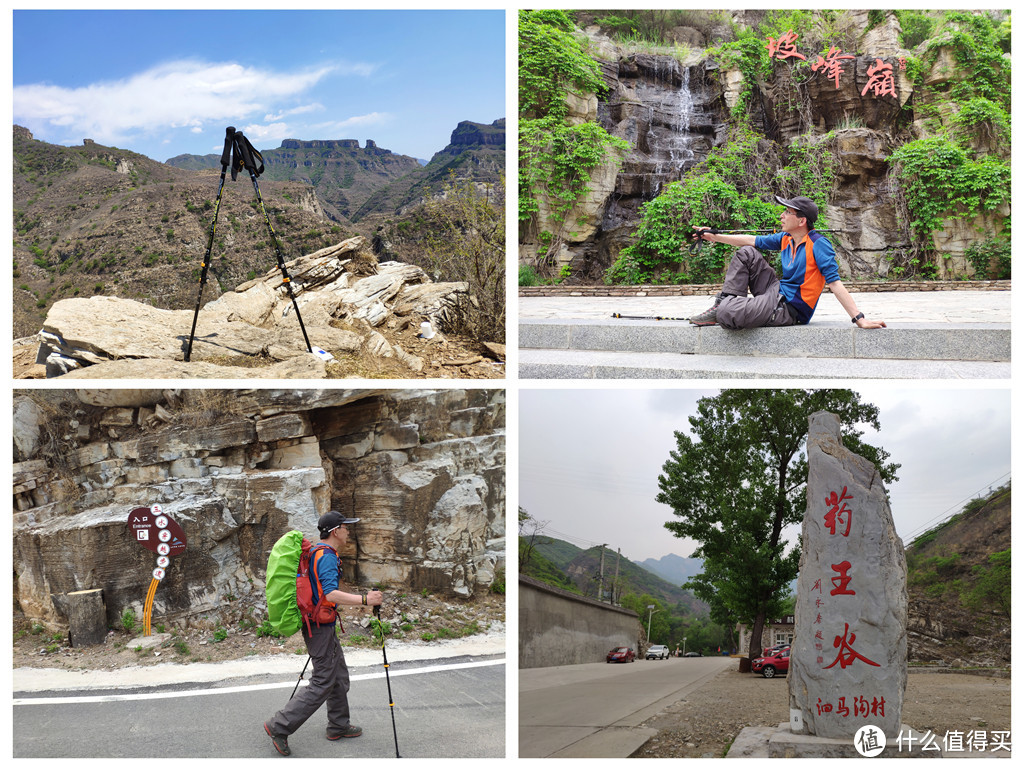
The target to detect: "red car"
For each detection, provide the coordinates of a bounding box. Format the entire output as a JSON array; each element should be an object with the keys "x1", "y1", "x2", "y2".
[
  {"x1": 751, "y1": 647, "x2": 790, "y2": 678},
  {"x1": 606, "y1": 646, "x2": 636, "y2": 663}
]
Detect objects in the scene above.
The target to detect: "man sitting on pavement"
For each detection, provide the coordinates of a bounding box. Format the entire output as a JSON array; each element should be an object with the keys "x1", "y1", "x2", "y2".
[{"x1": 689, "y1": 195, "x2": 887, "y2": 330}]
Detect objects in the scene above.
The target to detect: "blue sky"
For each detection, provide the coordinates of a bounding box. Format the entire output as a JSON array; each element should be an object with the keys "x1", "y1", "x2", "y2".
[{"x1": 13, "y1": 10, "x2": 505, "y2": 162}]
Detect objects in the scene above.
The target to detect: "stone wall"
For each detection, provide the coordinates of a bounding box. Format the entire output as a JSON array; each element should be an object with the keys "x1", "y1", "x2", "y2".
[
  {"x1": 519, "y1": 575, "x2": 640, "y2": 668},
  {"x1": 13, "y1": 389, "x2": 505, "y2": 630}
]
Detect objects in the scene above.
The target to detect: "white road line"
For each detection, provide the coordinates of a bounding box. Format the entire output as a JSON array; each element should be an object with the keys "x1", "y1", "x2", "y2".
[{"x1": 14, "y1": 658, "x2": 505, "y2": 706}]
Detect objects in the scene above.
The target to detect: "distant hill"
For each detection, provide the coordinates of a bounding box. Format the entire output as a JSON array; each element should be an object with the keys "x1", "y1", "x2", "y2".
[
  {"x1": 12, "y1": 126, "x2": 343, "y2": 338},
  {"x1": 904, "y1": 483, "x2": 1010, "y2": 667},
  {"x1": 166, "y1": 137, "x2": 422, "y2": 222},
  {"x1": 353, "y1": 119, "x2": 505, "y2": 220},
  {"x1": 523, "y1": 535, "x2": 707, "y2": 615},
  {"x1": 636, "y1": 553, "x2": 704, "y2": 587},
  {"x1": 165, "y1": 119, "x2": 504, "y2": 224}
]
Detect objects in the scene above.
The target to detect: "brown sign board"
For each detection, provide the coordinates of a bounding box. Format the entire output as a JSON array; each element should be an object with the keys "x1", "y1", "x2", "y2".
[{"x1": 127, "y1": 506, "x2": 186, "y2": 556}]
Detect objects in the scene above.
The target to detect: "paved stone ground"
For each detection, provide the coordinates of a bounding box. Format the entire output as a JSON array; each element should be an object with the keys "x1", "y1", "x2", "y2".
[{"x1": 519, "y1": 290, "x2": 1010, "y2": 324}]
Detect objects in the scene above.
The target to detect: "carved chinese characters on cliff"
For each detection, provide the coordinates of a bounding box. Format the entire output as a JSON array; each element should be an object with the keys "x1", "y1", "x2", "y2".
[
  {"x1": 789, "y1": 412, "x2": 908, "y2": 740},
  {"x1": 765, "y1": 30, "x2": 899, "y2": 99}
]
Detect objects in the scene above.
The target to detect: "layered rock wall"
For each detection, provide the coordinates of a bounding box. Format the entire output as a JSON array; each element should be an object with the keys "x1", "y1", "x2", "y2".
[{"x1": 13, "y1": 389, "x2": 505, "y2": 630}]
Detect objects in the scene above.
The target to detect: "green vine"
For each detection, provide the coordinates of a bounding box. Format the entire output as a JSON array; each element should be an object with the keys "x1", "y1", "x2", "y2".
[
  {"x1": 887, "y1": 137, "x2": 1010, "y2": 239},
  {"x1": 518, "y1": 10, "x2": 631, "y2": 268}
]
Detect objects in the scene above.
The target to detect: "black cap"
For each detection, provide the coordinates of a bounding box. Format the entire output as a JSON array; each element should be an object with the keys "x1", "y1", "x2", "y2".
[
  {"x1": 317, "y1": 511, "x2": 360, "y2": 538},
  {"x1": 775, "y1": 195, "x2": 818, "y2": 228}
]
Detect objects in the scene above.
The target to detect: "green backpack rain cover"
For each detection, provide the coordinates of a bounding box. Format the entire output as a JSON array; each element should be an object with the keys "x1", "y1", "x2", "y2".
[{"x1": 266, "y1": 530, "x2": 305, "y2": 637}]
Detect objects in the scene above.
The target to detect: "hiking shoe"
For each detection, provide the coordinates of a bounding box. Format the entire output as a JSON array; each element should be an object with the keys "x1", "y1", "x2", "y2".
[
  {"x1": 326, "y1": 724, "x2": 363, "y2": 740},
  {"x1": 689, "y1": 304, "x2": 719, "y2": 326},
  {"x1": 265, "y1": 722, "x2": 291, "y2": 756}
]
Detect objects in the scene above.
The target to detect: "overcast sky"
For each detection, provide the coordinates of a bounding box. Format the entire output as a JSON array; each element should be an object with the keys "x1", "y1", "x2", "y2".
[
  {"x1": 519, "y1": 387, "x2": 1010, "y2": 564},
  {"x1": 13, "y1": 10, "x2": 504, "y2": 162}
]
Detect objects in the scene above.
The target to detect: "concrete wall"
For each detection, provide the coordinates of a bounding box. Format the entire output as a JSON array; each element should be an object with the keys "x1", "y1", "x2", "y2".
[{"x1": 519, "y1": 575, "x2": 640, "y2": 669}]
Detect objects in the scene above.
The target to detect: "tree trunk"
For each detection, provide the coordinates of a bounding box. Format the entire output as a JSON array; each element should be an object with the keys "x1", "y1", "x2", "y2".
[
  {"x1": 67, "y1": 589, "x2": 107, "y2": 647},
  {"x1": 747, "y1": 610, "x2": 767, "y2": 658}
]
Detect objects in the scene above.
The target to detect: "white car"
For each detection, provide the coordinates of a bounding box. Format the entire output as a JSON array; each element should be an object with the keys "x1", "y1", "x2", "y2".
[{"x1": 646, "y1": 644, "x2": 669, "y2": 660}]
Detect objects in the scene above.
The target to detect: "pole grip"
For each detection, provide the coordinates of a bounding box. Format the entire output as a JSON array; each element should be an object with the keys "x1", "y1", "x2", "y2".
[{"x1": 220, "y1": 127, "x2": 235, "y2": 166}]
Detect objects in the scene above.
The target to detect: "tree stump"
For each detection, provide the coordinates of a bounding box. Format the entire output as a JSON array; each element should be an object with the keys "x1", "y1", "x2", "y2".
[{"x1": 67, "y1": 589, "x2": 107, "y2": 646}]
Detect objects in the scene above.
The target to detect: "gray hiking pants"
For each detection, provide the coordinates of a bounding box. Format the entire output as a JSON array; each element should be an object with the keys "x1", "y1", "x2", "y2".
[
  {"x1": 267, "y1": 622, "x2": 351, "y2": 736},
  {"x1": 717, "y1": 246, "x2": 797, "y2": 330}
]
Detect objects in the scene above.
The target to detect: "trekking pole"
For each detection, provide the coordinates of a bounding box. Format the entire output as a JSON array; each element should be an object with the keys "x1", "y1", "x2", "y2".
[
  {"x1": 689, "y1": 227, "x2": 839, "y2": 255},
  {"x1": 373, "y1": 604, "x2": 400, "y2": 758},
  {"x1": 290, "y1": 655, "x2": 313, "y2": 700},
  {"x1": 232, "y1": 130, "x2": 313, "y2": 354},
  {"x1": 610, "y1": 312, "x2": 690, "y2": 321},
  {"x1": 184, "y1": 126, "x2": 235, "y2": 361}
]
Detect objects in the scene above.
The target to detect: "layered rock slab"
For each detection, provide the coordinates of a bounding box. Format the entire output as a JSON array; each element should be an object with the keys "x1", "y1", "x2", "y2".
[{"x1": 789, "y1": 411, "x2": 907, "y2": 739}]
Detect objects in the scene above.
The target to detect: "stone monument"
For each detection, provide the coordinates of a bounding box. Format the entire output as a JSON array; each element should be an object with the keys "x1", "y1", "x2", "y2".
[{"x1": 788, "y1": 411, "x2": 908, "y2": 740}]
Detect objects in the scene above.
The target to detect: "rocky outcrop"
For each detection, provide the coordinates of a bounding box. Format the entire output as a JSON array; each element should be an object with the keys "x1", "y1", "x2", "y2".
[
  {"x1": 33, "y1": 236, "x2": 468, "y2": 379},
  {"x1": 13, "y1": 389, "x2": 505, "y2": 630}
]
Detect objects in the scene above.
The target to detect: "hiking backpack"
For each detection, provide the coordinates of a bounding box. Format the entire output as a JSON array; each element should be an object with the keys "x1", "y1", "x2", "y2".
[{"x1": 266, "y1": 530, "x2": 341, "y2": 636}]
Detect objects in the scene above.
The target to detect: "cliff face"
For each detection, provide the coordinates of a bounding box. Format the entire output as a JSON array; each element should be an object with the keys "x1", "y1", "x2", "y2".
[
  {"x1": 13, "y1": 388, "x2": 505, "y2": 630},
  {"x1": 521, "y1": 11, "x2": 1010, "y2": 282}
]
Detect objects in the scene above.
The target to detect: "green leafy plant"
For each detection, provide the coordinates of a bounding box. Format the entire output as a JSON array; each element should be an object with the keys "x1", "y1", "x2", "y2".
[
  {"x1": 256, "y1": 620, "x2": 281, "y2": 638},
  {"x1": 120, "y1": 608, "x2": 137, "y2": 634}
]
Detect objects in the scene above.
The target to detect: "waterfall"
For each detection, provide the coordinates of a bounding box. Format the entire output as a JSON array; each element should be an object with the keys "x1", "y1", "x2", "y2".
[{"x1": 648, "y1": 58, "x2": 697, "y2": 198}]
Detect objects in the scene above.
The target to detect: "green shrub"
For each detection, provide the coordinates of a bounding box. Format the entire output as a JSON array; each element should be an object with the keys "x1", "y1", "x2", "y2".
[
  {"x1": 519, "y1": 264, "x2": 540, "y2": 286},
  {"x1": 964, "y1": 235, "x2": 1010, "y2": 279},
  {"x1": 120, "y1": 608, "x2": 137, "y2": 633}
]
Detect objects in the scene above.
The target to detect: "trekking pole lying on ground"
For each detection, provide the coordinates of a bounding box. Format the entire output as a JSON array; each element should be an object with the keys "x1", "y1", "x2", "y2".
[
  {"x1": 610, "y1": 312, "x2": 690, "y2": 321},
  {"x1": 183, "y1": 126, "x2": 313, "y2": 361},
  {"x1": 373, "y1": 604, "x2": 401, "y2": 758}
]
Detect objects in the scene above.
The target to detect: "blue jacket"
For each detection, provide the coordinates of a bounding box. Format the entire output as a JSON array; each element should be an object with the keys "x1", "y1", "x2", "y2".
[{"x1": 755, "y1": 230, "x2": 841, "y2": 324}]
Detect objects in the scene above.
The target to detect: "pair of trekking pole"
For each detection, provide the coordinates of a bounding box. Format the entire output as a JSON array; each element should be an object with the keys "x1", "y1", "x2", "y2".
[
  {"x1": 183, "y1": 126, "x2": 312, "y2": 362},
  {"x1": 287, "y1": 604, "x2": 400, "y2": 758}
]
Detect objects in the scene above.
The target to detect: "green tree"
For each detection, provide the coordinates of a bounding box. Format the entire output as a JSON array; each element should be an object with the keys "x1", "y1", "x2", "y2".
[
  {"x1": 422, "y1": 173, "x2": 505, "y2": 343},
  {"x1": 655, "y1": 390, "x2": 899, "y2": 659},
  {"x1": 964, "y1": 549, "x2": 1010, "y2": 617},
  {"x1": 620, "y1": 593, "x2": 671, "y2": 645}
]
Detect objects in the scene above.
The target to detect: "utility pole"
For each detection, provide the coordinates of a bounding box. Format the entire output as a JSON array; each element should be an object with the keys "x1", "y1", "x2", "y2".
[
  {"x1": 612, "y1": 548, "x2": 621, "y2": 604},
  {"x1": 598, "y1": 545, "x2": 607, "y2": 602}
]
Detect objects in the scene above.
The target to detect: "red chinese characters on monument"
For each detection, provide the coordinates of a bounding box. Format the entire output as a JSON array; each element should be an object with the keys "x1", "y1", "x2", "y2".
[
  {"x1": 811, "y1": 47, "x2": 856, "y2": 89},
  {"x1": 862, "y1": 58, "x2": 898, "y2": 98},
  {"x1": 830, "y1": 560, "x2": 856, "y2": 596},
  {"x1": 817, "y1": 695, "x2": 887, "y2": 718},
  {"x1": 824, "y1": 486, "x2": 853, "y2": 537},
  {"x1": 824, "y1": 622, "x2": 881, "y2": 670},
  {"x1": 767, "y1": 30, "x2": 807, "y2": 61}
]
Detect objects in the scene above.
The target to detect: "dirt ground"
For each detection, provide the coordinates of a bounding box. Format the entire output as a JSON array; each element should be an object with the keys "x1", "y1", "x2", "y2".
[
  {"x1": 635, "y1": 663, "x2": 1011, "y2": 758},
  {"x1": 13, "y1": 590, "x2": 505, "y2": 672}
]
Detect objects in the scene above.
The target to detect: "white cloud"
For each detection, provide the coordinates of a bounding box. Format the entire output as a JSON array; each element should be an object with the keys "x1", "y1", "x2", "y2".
[
  {"x1": 13, "y1": 59, "x2": 337, "y2": 146},
  {"x1": 264, "y1": 103, "x2": 324, "y2": 122},
  {"x1": 239, "y1": 122, "x2": 293, "y2": 144},
  {"x1": 310, "y1": 112, "x2": 392, "y2": 134}
]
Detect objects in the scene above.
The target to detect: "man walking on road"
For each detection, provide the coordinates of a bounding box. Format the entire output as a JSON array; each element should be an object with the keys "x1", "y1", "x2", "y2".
[
  {"x1": 690, "y1": 195, "x2": 887, "y2": 330},
  {"x1": 265, "y1": 512, "x2": 383, "y2": 756}
]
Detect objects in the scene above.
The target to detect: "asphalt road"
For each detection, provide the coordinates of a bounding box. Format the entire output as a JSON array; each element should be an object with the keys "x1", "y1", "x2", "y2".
[
  {"x1": 14, "y1": 655, "x2": 505, "y2": 758},
  {"x1": 519, "y1": 655, "x2": 734, "y2": 757}
]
